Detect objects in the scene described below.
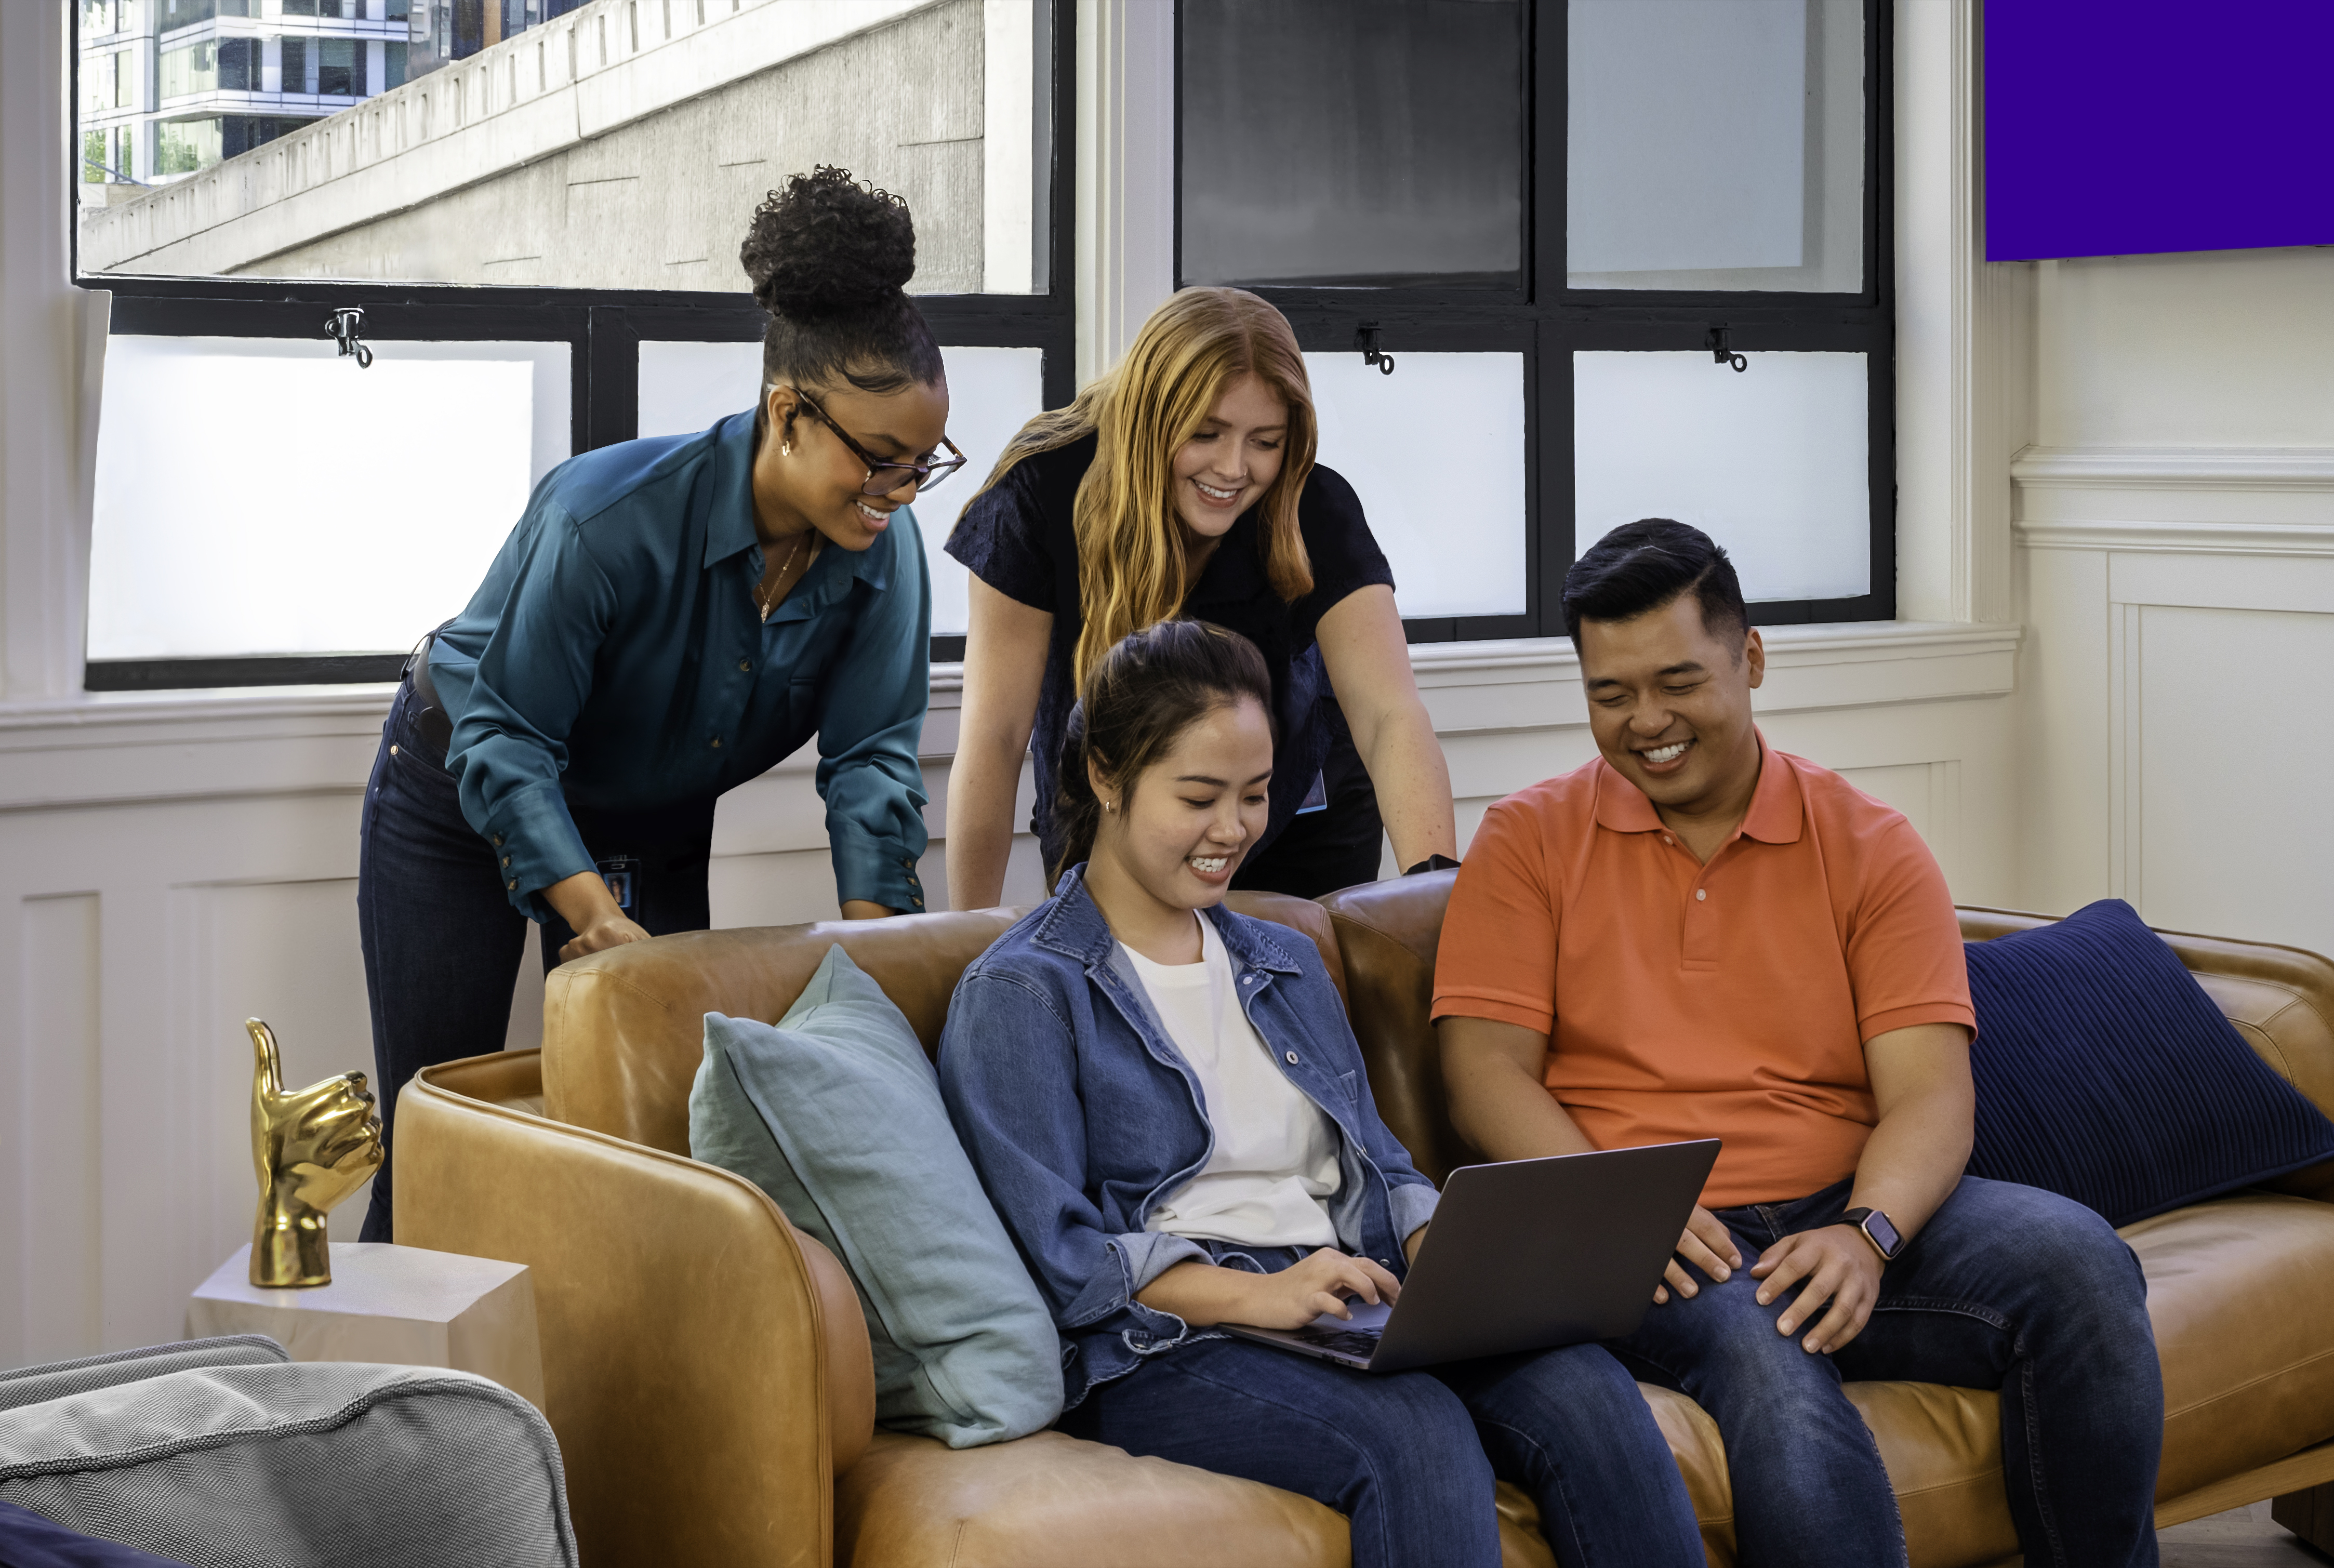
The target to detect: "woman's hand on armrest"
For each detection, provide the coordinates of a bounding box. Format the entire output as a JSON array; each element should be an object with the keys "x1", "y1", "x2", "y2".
[{"x1": 1135, "y1": 1249, "x2": 1401, "y2": 1330}]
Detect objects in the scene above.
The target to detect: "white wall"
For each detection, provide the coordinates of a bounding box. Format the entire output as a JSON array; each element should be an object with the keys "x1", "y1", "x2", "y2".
[
  {"x1": 2011, "y1": 246, "x2": 2334, "y2": 956},
  {"x1": 3, "y1": 0, "x2": 2030, "y2": 1367}
]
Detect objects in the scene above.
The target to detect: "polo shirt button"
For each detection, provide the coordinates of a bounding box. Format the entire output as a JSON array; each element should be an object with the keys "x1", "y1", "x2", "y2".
[
  {"x1": 1663, "y1": 835, "x2": 1673, "y2": 845},
  {"x1": 738, "y1": 659, "x2": 750, "y2": 673},
  {"x1": 1696, "y1": 888, "x2": 1707, "y2": 901},
  {"x1": 506, "y1": 879, "x2": 517, "y2": 891},
  {"x1": 493, "y1": 835, "x2": 503, "y2": 847},
  {"x1": 710, "y1": 736, "x2": 722, "y2": 749},
  {"x1": 1285, "y1": 1051, "x2": 1299, "y2": 1065},
  {"x1": 501, "y1": 856, "x2": 511, "y2": 868},
  {"x1": 911, "y1": 896, "x2": 924, "y2": 909}
]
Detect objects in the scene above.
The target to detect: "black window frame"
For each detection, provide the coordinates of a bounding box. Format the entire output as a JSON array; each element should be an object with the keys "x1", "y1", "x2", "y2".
[
  {"x1": 1175, "y1": 0, "x2": 1895, "y2": 645},
  {"x1": 71, "y1": 0, "x2": 1077, "y2": 690}
]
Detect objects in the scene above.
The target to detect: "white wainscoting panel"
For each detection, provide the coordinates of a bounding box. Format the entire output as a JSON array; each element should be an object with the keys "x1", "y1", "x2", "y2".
[
  {"x1": 2134, "y1": 606, "x2": 2334, "y2": 960},
  {"x1": 2014, "y1": 442, "x2": 2334, "y2": 956}
]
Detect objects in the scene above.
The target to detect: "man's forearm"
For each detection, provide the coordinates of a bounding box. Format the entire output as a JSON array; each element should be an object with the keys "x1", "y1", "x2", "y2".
[
  {"x1": 1439, "y1": 1017, "x2": 1600, "y2": 1162},
  {"x1": 1846, "y1": 1086, "x2": 1972, "y2": 1243}
]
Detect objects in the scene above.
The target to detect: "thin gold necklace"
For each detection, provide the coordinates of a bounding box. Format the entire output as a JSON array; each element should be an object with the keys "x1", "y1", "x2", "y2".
[{"x1": 756, "y1": 530, "x2": 811, "y2": 621}]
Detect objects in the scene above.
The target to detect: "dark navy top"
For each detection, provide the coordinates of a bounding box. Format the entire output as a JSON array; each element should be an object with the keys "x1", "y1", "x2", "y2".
[
  {"x1": 944, "y1": 435, "x2": 1394, "y2": 871},
  {"x1": 429, "y1": 409, "x2": 931, "y2": 919}
]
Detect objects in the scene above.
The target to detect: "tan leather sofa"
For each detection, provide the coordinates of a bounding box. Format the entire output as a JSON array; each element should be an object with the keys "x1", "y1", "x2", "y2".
[{"x1": 396, "y1": 875, "x2": 2334, "y2": 1567}]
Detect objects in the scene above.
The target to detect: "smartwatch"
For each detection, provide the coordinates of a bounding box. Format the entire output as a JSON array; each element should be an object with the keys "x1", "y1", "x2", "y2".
[{"x1": 1838, "y1": 1207, "x2": 1903, "y2": 1261}]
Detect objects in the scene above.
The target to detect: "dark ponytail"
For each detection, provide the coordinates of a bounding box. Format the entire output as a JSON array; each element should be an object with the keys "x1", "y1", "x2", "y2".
[
  {"x1": 1050, "y1": 620, "x2": 1277, "y2": 891},
  {"x1": 739, "y1": 165, "x2": 945, "y2": 398}
]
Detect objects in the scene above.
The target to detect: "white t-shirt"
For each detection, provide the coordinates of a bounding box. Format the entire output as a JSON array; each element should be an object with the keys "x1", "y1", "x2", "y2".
[{"x1": 1125, "y1": 916, "x2": 1343, "y2": 1250}]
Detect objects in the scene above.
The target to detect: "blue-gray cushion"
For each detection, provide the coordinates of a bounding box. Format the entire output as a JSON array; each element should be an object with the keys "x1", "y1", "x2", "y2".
[
  {"x1": 1965, "y1": 898, "x2": 2334, "y2": 1225},
  {"x1": 688, "y1": 944, "x2": 1061, "y2": 1448}
]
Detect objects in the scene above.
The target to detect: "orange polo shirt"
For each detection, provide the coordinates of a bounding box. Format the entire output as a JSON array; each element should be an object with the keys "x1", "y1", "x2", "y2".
[{"x1": 1431, "y1": 736, "x2": 1974, "y2": 1207}]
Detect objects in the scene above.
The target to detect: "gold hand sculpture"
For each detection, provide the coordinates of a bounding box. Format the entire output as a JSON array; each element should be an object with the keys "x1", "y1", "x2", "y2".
[{"x1": 248, "y1": 1018, "x2": 384, "y2": 1288}]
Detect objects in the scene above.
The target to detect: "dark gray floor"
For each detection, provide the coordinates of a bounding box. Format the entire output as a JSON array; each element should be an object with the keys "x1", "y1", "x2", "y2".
[{"x1": 2160, "y1": 1503, "x2": 2330, "y2": 1567}]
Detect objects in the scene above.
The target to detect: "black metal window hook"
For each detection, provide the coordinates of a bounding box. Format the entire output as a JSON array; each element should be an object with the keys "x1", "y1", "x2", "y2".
[
  {"x1": 1706, "y1": 324, "x2": 1747, "y2": 373},
  {"x1": 1358, "y1": 321, "x2": 1396, "y2": 377},
  {"x1": 326, "y1": 307, "x2": 374, "y2": 368}
]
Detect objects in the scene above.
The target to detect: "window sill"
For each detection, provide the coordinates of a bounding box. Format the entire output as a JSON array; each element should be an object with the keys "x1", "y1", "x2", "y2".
[{"x1": 0, "y1": 622, "x2": 2018, "y2": 812}]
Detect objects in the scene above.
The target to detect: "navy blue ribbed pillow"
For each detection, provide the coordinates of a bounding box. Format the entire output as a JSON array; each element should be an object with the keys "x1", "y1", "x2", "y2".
[{"x1": 1964, "y1": 898, "x2": 2334, "y2": 1227}]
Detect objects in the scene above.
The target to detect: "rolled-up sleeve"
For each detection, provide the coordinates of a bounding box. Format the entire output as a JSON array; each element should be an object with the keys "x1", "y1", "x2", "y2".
[
  {"x1": 816, "y1": 513, "x2": 933, "y2": 912},
  {"x1": 938, "y1": 969, "x2": 1199, "y2": 1346},
  {"x1": 436, "y1": 501, "x2": 612, "y2": 919}
]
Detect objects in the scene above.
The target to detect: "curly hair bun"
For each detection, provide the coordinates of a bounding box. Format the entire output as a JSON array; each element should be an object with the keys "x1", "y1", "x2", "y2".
[{"x1": 740, "y1": 166, "x2": 917, "y2": 323}]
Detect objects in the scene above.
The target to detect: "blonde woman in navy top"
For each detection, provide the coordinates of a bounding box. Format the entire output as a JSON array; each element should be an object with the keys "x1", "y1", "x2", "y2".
[
  {"x1": 945, "y1": 287, "x2": 1457, "y2": 907},
  {"x1": 355, "y1": 169, "x2": 960, "y2": 1242}
]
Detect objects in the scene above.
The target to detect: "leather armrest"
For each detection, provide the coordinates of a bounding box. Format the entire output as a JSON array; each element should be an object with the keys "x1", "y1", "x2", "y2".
[{"x1": 396, "y1": 1051, "x2": 876, "y2": 1568}]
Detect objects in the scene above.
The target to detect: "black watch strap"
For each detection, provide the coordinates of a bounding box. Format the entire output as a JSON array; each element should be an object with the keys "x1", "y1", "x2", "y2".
[{"x1": 1404, "y1": 854, "x2": 1461, "y2": 876}]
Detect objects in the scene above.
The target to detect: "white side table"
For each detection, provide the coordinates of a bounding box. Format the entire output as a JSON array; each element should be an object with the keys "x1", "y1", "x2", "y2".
[{"x1": 187, "y1": 1242, "x2": 545, "y2": 1411}]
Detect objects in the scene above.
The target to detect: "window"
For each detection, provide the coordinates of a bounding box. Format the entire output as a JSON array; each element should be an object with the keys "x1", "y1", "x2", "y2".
[
  {"x1": 73, "y1": 0, "x2": 1075, "y2": 688},
  {"x1": 317, "y1": 39, "x2": 360, "y2": 98},
  {"x1": 1177, "y1": 0, "x2": 1893, "y2": 641}
]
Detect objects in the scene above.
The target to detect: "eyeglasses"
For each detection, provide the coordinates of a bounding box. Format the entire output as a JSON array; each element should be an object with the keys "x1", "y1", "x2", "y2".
[{"x1": 792, "y1": 389, "x2": 967, "y2": 497}]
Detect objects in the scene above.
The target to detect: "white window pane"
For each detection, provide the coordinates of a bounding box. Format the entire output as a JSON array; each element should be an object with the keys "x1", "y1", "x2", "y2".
[
  {"x1": 1567, "y1": 0, "x2": 1864, "y2": 293},
  {"x1": 88, "y1": 336, "x2": 568, "y2": 660},
  {"x1": 636, "y1": 339, "x2": 763, "y2": 442},
  {"x1": 636, "y1": 340, "x2": 1045, "y2": 641},
  {"x1": 1306, "y1": 352, "x2": 1526, "y2": 619},
  {"x1": 1573, "y1": 351, "x2": 1868, "y2": 603},
  {"x1": 79, "y1": 0, "x2": 1049, "y2": 295}
]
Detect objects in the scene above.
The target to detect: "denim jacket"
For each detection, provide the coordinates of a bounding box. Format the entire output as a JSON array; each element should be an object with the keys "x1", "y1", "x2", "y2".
[{"x1": 936, "y1": 867, "x2": 1440, "y2": 1408}]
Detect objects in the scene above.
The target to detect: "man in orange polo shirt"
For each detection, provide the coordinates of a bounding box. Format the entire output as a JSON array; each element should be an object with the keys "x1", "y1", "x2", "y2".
[{"x1": 1435, "y1": 521, "x2": 2163, "y2": 1567}]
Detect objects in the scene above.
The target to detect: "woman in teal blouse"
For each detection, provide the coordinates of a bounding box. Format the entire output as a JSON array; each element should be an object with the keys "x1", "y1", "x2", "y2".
[{"x1": 355, "y1": 168, "x2": 960, "y2": 1241}]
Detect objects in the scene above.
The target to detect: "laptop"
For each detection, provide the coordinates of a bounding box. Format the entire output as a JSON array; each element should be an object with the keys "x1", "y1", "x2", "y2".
[{"x1": 1222, "y1": 1139, "x2": 1721, "y2": 1373}]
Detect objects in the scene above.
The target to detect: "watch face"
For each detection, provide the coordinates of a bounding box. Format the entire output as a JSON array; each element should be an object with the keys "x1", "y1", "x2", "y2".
[{"x1": 1864, "y1": 1210, "x2": 1903, "y2": 1258}]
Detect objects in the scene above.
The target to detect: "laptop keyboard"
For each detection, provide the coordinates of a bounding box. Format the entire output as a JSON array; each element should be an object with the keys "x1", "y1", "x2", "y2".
[{"x1": 1289, "y1": 1324, "x2": 1384, "y2": 1360}]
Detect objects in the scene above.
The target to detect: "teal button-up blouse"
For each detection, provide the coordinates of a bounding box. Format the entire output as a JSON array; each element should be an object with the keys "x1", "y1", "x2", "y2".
[{"x1": 427, "y1": 408, "x2": 931, "y2": 918}]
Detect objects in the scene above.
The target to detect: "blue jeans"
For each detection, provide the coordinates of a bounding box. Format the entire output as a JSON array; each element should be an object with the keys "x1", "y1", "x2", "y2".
[
  {"x1": 1610, "y1": 1175, "x2": 2163, "y2": 1568},
  {"x1": 1057, "y1": 1331, "x2": 1703, "y2": 1568},
  {"x1": 354, "y1": 677, "x2": 714, "y2": 1242}
]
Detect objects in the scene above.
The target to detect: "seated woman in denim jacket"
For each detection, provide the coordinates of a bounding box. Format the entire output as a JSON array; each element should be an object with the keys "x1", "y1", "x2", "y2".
[{"x1": 937, "y1": 620, "x2": 1702, "y2": 1568}]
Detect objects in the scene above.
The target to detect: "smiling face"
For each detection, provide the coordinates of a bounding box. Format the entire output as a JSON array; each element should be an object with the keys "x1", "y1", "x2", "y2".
[
  {"x1": 758, "y1": 377, "x2": 951, "y2": 552},
  {"x1": 1577, "y1": 591, "x2": 1766, "y2": 820},
  {"x1": 1088, "y1": 694, "x2": 1275, "y2": 924},
  {"x1": 1170, "y1": 373, "x2": 1288, "y2": 540}
]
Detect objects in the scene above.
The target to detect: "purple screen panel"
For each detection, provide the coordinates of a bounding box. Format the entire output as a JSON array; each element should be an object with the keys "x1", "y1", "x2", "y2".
[{"x1": 1984, "y1": 0, "x2": 2334, "y2": 262}]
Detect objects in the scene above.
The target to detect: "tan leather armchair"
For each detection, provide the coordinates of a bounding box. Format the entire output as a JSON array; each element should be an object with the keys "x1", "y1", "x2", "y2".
[{"x1": 395, "y1": 883, "x2": 2334, "y2": 1567}]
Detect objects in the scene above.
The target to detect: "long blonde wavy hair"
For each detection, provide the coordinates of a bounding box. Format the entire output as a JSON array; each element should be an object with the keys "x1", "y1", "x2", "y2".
[{"x1": 964, "y1": 287, "x2": 1318, "y2": 690}]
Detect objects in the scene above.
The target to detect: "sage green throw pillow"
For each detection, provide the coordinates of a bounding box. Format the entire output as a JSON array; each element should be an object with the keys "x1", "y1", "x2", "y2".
[{"x1": 688, "y1": 944, "x2": 1062, "y2": 1448}]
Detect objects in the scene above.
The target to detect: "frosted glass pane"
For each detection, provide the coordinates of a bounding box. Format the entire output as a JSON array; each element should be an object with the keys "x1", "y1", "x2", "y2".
[
  {"x1": 1306, "y1": 352, "x2": 1526, "y2": 619},
  {"x1": 636, "y1": 340, "x2": 764, "y2": 442},
  {"x1": 88, "y1": 336, "x2": 568, "y2": 660},
  {"x1": 637, "y1": 340, "x2": 1046, "y2": 640},
  {"x1": 1568, "y1": 0, "x2": 1865, "y2": 292},
  {"x1": 1573, "y1": 351, "x2": 1868, "y2": 602}
]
